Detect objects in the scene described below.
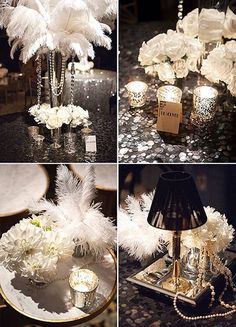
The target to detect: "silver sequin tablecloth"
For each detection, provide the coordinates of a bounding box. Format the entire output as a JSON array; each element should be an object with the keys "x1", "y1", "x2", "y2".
[
  {"x1": 119, "y1": 22, "x2": 236, "y2": 163},
  {"x1": 64, "y1": 69, "x2": 116, "y2": 113}
]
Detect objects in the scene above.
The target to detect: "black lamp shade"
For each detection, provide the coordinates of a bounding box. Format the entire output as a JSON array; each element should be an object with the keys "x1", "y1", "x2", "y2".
[{"x1": 147, "y1": 171, "x2": 207, "y2": 231}]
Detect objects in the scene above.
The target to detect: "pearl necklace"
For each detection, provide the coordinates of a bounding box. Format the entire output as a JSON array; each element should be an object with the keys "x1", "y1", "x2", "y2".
[
  {"x1": 174, "y1": 244, "x2": 236, "y2": 320},
  {"x1": 49, "y1": 51, "x2": 66, "y2": 97},
  {"x1": 36, "y1": 55, "x2": 42, "y2": 110},
  {"x1": 178, "y1": 0, "x2": 184, "y2": 20}
]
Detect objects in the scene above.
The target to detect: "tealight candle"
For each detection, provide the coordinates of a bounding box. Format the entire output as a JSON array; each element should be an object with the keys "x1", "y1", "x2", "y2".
[
  {"x1": 69, "y1": 269, "x2": 99, "y2": 309},
  {"x1": 191, "y1": 85, "x2": 218, "y2": 127},
  {"x1": 157, "y1": 85, "x2": 182, "y2": 104},
  {"x1": 125, "y1": 81, "x2": 148, "y2": 108}
]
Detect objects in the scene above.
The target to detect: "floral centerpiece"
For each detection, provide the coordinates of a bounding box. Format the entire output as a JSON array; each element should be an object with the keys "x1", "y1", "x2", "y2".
[
  {"x1": 0, "y1": 165, "x2": 116, "y2": 284},
  {"x1": 29, "y1": 104, "x2": 89, "y2": 130},
  {"x1": 0, "y1": 213, "x2": 74, "y2": 283},
  {"x1": 201, "y1": 41, "x2": 236, "y2": 96},
  {"x1": 138, "y1": 30, "x2": 203, "y2": 84}
]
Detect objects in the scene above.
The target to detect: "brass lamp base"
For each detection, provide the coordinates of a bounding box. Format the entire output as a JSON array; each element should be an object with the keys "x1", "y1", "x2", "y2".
[{"x1": 162, "y1": 276, "x2": 191, "y2": 293}]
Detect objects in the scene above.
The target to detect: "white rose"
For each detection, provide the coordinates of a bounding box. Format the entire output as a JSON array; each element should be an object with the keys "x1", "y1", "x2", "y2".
[
  {"x1": 46, "y1": 114, "x2": 63, "y2": 129},
  {"x1": 172, "y1": 59, "x2": 189, "y2": 78},
  {"x1": 157, "y1": 62, "x2": 175, "y2": 84},
  {"x1": 177, "y1": 8, "x2": 198, "y2": 37},
  {"x1": 224, "y1": 7, "x2": 236, "y2": 39},
  {"x1": 201, "y1": 46, "x2": 233, "y2": 84},
  {"x1": 186, "y1": 57, "x2": 198, "y2": 72},
  {"x1": 57, "y1": 107, "x2": 71, "y2": 125},
  {"x1": 185, "y1": 36, "x2": 204, "y2": 59},
  {"x1": 164, "y1": 30, "x2": 186, "y2": 61},
  {"x1": 144, "y1": 64, "x2": 159, "y2": 76},
  {"x1": 138, "y1": 33, "x2": 167, "y2": 66},
  {"x1": 225, "y1": 40, "x2": 236, "y2": 61}
]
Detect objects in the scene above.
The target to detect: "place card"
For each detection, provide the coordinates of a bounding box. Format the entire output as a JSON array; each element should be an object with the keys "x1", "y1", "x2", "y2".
[
  {"x1": 85, "y1": 135, "x2": 97, "y2": 153},
  {"x1": 157, "y1": 101, "x2": 182, "y2": 134}
]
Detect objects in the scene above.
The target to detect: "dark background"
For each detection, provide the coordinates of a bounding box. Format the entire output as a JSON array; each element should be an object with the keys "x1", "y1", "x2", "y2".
[
  {"x1": 119, "y1": 164, "x2": 236, "y2": 229},
  {"x1": 120, "y1": 0, "x2": 235, "y2": 23}
]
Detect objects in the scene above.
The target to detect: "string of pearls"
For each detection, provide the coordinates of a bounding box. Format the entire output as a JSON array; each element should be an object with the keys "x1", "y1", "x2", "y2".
[
  {"x1": 178, "y1": 0, "x2": 184, "y2": 20},
  {"x1": 49, "y1": 51, "x2": 66, "y2": 97},
  {"x1": 70, "y1": 55, "x2": 75, "y2": 105},
  {"x1": 29, "y1": 274, "x2": 69, "y2": 289},
  {"x1": 174, "y1": 244, "x2": 236, "y2": 320},
  {"x1": 36, "y1": 55, "x2": 42, "y2": 110}
]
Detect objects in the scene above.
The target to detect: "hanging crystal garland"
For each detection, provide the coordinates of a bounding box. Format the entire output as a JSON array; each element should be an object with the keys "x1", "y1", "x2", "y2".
[
  {"x1": 70, "y1": 54, "x2": 75, "y2": 105},
  {"x1": 178, "y1": 0, "x2": 184, "y2": 20},
  {"x1": 36, "y1": 55, "x2": 42, "y2": 110},
  {"x1": 49, "y1": 51, "x2": 66, "y2": 97}
]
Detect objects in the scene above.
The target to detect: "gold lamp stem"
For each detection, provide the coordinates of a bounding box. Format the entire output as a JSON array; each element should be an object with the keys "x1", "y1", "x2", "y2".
[
  {"x1": 162, "y1": 230, "x2": 191, "y2": 293},
  {"x1": 172, "y1": 231, "x2": 181, "y2": 284}
]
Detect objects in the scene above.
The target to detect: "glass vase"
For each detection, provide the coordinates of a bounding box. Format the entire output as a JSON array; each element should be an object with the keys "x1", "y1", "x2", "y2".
[
  {"x1": 198, "y1": 0, "x2": 227, "y2": 45},
  {"x1": 47, "y1": 51, "x2": 65, "y2": 108},
  {"x1": 51, "y1": 127, "x2": 61, "y2": 149},
  {"x1": 182, "y1": 247, "x2": 217, "y2": 281}
]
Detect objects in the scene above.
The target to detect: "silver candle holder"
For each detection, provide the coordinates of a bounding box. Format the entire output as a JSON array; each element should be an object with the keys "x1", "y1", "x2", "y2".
[
  {"x1": 157, "y1": 85, "x2": 182, "y2": 104},
  {"x1": 125, "y1": 81, "x2": 148, "y2": 108},
  {"x1": 190, "y1": 85, "x2": 218, "y2": 127},
  {"x1": 69, "y1": 269, "x2": 99, "y2": 309}
]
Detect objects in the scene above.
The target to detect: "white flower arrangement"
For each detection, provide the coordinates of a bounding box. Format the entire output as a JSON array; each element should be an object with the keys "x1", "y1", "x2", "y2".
[
  {"x1": 29, "y1": 165, "x2": 116, "y2": 257},
  {"x1": 181, "y1": 206, "x2": 235, "y2": 253},
  {"x1": 119, "y1": 192, "x2": 234, "y2": 261},
  {"x1": 29, "y1": 103, "x2": 89, "y2": 129},
  {"x1": 0, "y1": 165, "x2": 116, "y2": 282},
  {"x1": 0, "y1": 213, "x2": 74, "y2": 283},
  {"x1": 138, "y1": 30, "x2": 203, "y2": 84},
  {"x1": 201, "y1": 41, "x2": 236, "y2": 96}
]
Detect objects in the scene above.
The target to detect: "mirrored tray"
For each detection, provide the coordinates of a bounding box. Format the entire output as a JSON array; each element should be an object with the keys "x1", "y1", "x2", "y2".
[
  {"x1": 0, "y1": 249, "x2": 116, "y2": 324},
  {"x1": 127, "y1": 249, "x2": 236, "y2": 308}
]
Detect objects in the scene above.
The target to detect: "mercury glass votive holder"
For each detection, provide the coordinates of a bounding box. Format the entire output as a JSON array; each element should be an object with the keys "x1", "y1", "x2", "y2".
[
  {"x1": 157, "y1": 85, "x2": 183, "y2": 104},
  {"x1": 190, "y1": 85, "x2": 218, "y2": 127},
  {"x1": 125, "y1": 81, "x2": 148, "y2": 108},
  {"x1": 28, "y1": 126, "x2": 40, "y2": 138},
  {"x1": 69, "y1": 269, "x2": 99, "y2": 309}
]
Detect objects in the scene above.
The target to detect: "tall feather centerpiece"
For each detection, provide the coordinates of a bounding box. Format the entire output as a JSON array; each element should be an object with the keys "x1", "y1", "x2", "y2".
[{"x1": 0, "y1": 0, "x2": 117, "y2": 135}]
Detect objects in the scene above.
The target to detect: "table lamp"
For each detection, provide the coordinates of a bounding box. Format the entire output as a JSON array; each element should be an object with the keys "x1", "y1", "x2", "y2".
[{"x1": 147, "y1": 171, "x2": 207, "y2": 292}]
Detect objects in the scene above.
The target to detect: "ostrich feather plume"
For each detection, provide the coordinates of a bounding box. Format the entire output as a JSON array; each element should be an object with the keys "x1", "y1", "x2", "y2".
[
  {"x1": 29, "y1": 165, "x2": 116, "y2": 257},
  {"x1": 0, "y1": 0, "x2": 117, "y2": 63},
  {"x1": 119, "y1": 192, "x2": 167, "y2": 261}
]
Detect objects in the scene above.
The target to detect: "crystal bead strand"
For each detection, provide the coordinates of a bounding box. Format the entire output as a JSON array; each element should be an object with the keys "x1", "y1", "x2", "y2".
[
  {"x1": 70, "y1": 55, "x2": 75, "y2": 105},
  {"x1": 36, "y1": 55, "x2": 42, "y2": 110},
  {"x1": 178, "y1": 0, "x2": 184, "y2": 20},
  {"x1": 49, "y1": 51, "x2": 66, "y2": 97}
]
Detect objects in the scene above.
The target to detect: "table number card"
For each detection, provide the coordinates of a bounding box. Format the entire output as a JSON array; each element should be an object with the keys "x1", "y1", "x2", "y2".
[
  {"x1": 85, "y1": 135, "x2": 97, "y2": 153},
  {"x1": 157, "y1": 101, "x2": 182, "y2": 134}
]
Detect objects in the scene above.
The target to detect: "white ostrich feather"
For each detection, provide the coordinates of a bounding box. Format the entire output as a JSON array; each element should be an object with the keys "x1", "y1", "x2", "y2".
[
  {"x1": 0, "y1": 0, "x2": 116, "y2": 62},
  {"x1": 29, "y1": 165, "x2": 116, "y2": 257},
  {"x1": 119, "y1": 192, "x2": 167, "y2": 261}
]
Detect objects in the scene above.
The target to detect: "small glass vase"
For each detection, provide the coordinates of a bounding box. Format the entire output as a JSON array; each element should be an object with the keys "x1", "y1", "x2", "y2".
[
  {"x1": 51, "y1": 127, "x2": 61, "y2": 149},
  {"x1": 182, "y1": 247, "x2": 217, "y2": 282},
  {"x1": 64, "y1": 132, "x2": 77, "y2": 154}
]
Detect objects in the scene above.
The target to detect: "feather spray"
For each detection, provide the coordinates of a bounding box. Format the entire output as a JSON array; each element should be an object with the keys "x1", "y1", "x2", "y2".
[{"x1": 29, "y1": 165, "x2": 116, "y2": 257}]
